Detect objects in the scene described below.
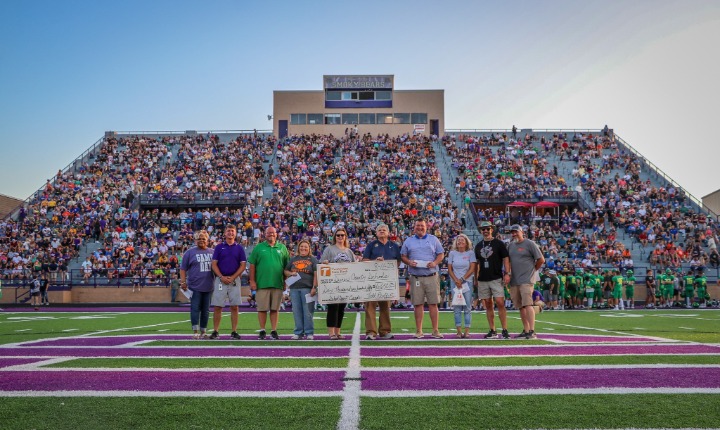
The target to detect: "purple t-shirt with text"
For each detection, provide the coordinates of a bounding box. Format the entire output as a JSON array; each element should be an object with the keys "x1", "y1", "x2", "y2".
[{"x1": 180, "y1": 247, "x2": 214, "y2": 292}]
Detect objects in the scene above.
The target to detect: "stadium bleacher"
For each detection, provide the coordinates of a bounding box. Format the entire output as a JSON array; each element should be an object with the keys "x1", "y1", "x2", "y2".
[{"x1": 1, "y1": 128, "x2": 718, "y2": 307}]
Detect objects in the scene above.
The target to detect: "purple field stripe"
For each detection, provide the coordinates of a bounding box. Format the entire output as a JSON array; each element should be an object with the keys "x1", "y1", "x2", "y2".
[
  {"x1": 362, "y1": 367, "x2": 720, "y2": 391},
  {"x1": 28, "y1": 335, "x2": 339, "y2": 346},
  {"x1": 0, "y1": 370, "x2": 345, "y2": 392},
  {"x1": 361, "y1": 344, "x2": 720, "y2": 357},
  {"x1": 0, "y1": 358, "x2": 45, "y2": 368},
  {"x1": 29, "y1": 337, "x2": 162, "y2": 347},
  {"x1": 0, "y1": 347, "x2": 349, "y2": 358}
]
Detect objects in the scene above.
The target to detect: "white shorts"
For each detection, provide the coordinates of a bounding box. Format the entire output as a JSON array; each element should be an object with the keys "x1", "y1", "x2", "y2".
[{"x1": 211, "y1": 277, "x2": 242, "y2": 307}]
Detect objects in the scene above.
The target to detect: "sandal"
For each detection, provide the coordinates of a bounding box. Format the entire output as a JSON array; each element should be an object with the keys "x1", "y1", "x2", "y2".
[
  {"x1": 455, "y1": 333, "x2": 463, "y2": 339},
  {"x1": 330, "y1": 335, "x2": 339, "y2": 340}
]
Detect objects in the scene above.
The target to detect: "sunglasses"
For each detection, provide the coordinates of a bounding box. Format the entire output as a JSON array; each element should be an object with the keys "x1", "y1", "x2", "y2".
[
  {"x1": 335, "y1": 234, "x2": 346, "y2": 237},
  {"x1": 480, "y1": 228, "x2": 492, "y2": 231}
]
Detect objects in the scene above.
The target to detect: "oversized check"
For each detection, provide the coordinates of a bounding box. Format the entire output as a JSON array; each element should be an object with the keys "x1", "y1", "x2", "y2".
[{"x1": 317, "y1": 260, "x2": 400, "y2": 304}]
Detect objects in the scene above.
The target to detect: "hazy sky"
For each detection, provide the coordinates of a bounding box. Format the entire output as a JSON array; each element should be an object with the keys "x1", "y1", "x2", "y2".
[{"x1": 1, "y1": 0, "x2": 718, "y2": 201}]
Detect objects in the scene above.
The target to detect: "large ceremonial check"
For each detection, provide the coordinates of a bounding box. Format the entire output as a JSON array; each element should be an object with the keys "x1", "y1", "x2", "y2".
[{"x1": 317, "y1": 261, "x2": 400, "y2": 304}]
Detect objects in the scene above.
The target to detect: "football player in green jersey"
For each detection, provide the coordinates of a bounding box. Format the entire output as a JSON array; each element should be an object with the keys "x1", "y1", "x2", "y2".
[
  {"x1": 682, "y1": 270, "x2": 695, "y2": 308},
  {"x1": 610, "y1": 269, "x2": 624, "y2": 310},
  {"x1": 694, "y1": 270, "x2": 708, "y2": 308},
  {"x1": 624, "y1": 269, "x2": 636, "y2": 309}
]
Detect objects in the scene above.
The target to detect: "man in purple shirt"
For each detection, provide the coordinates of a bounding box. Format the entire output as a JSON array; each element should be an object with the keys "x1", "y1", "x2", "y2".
[{"x1": 209, "y1": 225, "x2": 247, "y2": 340}]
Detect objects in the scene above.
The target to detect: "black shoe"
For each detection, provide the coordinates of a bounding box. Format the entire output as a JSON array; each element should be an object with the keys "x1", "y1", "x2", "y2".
[
  {"x1": 484, "y1": 330, "x2": 497, "y2": 339},
  {"x1": 515, "y1": 331, "x2": 528, "y2": 339},
  {"x1": 527, "y1": 330, "x2": 537, "y2": 339},
  {"x1": 501, "y1": 329, "x2": 510, "y2": 339},
  {"x1": 209, "y1": 330, "x2": 219, "y2": 340},
  {"x1": 270, "y1": 330, "x2": 279, "y2": 340},
  {"x1": 230, "y1": 331, "x2": 241, "y2": 340},
  {"x1": 258, "y1": 330, "x2": 267, "y2": 340}
]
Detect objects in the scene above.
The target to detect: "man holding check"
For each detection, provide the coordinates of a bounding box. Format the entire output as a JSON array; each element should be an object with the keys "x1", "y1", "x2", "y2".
[{"x1": 362, "y1": 223, "x2": 402, "y2": 340}]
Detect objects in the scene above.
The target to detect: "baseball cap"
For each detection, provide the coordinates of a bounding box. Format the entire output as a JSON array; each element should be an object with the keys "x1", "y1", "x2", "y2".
[
  {"x1": 509, "y1": 224, "x2": 522, "y2": 231},
  {"x1": 479, "y1": 221, "x2": 492, "y2": 228}
]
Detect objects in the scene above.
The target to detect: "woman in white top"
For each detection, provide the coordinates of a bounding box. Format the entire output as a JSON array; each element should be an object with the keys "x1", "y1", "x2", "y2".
[
  {"x1": 447, "y1": 234, "x2": 477, "y2": 338},
  {"x1": 320, "y1": 228, "x2": 356, "y2": 340}
]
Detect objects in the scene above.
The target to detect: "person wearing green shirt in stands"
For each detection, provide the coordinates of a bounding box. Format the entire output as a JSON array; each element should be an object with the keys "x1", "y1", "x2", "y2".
[
  {"x1": 694, "y1": 270, "x2": 708, "y2": 308},
  {"x1": 682, "y1": 270, "x2": 695, "y2": 308},
  {"x1": 624, "y1": 269, "x2": 636, "y2": 309},
  {"x1": 611, "y1": 269, "x2": 624, "y2": 310}
]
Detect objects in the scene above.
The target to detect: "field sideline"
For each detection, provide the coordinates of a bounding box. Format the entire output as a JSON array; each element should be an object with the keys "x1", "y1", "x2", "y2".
[{"x1": 0, "y1": 307, "x2": 719, "y2": 429}]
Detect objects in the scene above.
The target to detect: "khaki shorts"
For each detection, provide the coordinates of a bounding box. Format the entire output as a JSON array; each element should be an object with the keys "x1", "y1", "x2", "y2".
[
  {"x1": 256, "y1": 288, "x2": 283, "y2": 312},
  {"x1": 410, "y1": 274, "x2": 440, "y2": 306},
  {"x1": 478, "y1": 279, "x2": 504, "y2": 300},
  {"x1": 211, "y1": 278, "x2": 242, "y2": 307},
  {"x1": 509, "y1": 284, "x2": 534, "y2": 308}
]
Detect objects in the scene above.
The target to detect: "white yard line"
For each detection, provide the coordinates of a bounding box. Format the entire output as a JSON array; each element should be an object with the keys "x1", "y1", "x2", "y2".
[
  {"x1": 80, "y1": 320, "x2": 188, "y2": 336},
  {"x1": 0, "y1": 390, "x2": 342, "y2": 398},
  {"x1": 362, "y1": 387, "x2": 720, "y2": 397},
  {"x1": 1, "y1": 366, "x2": 346, "y2": 372},
  {"x1": 336, "y1": 312, "x2": 361, "y2": 430},
  {"x1": 361, "y1": 364, "x2": 720, "y2": 372}
]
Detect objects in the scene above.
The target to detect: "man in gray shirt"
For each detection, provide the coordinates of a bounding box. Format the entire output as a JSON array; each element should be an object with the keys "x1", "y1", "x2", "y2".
[{"x1": 507, "y1": 224, "x2": 545, "y2": 339}]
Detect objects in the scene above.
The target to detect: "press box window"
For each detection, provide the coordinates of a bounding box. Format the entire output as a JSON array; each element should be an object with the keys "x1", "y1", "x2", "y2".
[
  {"x1": 375, "y1": 91, "x2": 392, "y2": 100},
  {"x1": 393, "y1": 113, "x2": 410, "y2": 124},
  {"x1": 326, "y1": 91, "x2": 341, "y2": 101},
  {"x1": 290, "y1": 114, "x2": 306, "y2": 125},
  {"x1": 411, "y1": 113, "x2": 427, "y2": 124},
  {"x1": 359, "y1": 113, "x2": 376, "y2": 124},
  {"x1": 324, "y1": 114, "x2": 341, "y2": 125},
  {"x1": 307, "y1": 114, "x2": 324, "y2": 125},
  {"x1": 342, "y1": 113, "x2": 358, "y2": 124},
  {"x1": 377, "y1": 114, "x2": 393, "y2": 124}
]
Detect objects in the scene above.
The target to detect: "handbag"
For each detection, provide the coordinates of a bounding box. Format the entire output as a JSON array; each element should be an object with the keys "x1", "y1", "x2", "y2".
[{"x1": 451, "y1": 287, "x2": 466, "y2": 306}]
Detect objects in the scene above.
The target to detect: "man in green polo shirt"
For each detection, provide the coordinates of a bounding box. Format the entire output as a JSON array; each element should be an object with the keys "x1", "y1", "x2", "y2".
[{"x1": 248, "y1": 227, "x2": 290, "y2": 340}]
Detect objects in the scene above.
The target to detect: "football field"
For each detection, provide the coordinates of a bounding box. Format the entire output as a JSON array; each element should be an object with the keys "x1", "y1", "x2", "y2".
[{"x1": 1, "y1": 307, "x2": 719, "y2": 429}]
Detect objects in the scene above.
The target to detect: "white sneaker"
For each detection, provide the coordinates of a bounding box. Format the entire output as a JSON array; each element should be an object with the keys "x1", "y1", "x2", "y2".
[
  {"x1": 305, "y1": 335, "x2": 314, "y2": 340},
  {"x1": 379, "y1": 333, "x2": 395, "y2": 340},
  {"x1": 290, "y1": 335, "x2": 301, "y2": 340}
]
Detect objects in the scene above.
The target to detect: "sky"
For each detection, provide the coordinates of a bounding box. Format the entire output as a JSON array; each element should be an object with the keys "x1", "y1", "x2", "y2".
[{"x1": 1, "y1": 0, "x2": 718, "y2": 202}]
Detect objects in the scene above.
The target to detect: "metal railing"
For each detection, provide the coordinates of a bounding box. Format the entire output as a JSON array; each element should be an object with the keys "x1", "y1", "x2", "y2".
[{"x1": 613, "y1": 133, "x2": 718, "y2": 220}]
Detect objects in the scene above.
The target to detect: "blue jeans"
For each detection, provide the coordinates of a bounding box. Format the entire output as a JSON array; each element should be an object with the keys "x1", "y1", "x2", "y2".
[
  {"x1": 453, "y1": 288, "x2": 473, "y2": 328},
  {"x1": 190, "y1": 290, "x2": 212, "y2": 332},
  {"x1": 290, "y1": 288, "x2": 315, "y2": 336}
]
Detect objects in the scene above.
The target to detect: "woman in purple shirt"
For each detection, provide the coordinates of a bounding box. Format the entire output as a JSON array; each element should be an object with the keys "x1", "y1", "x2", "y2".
[{"x1": 180, "y1": 230, "x2": 215, "y2": 339}]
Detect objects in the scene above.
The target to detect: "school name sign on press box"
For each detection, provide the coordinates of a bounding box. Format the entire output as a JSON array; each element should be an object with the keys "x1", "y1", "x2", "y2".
[{"x1": 317, "y1": 261, "x2": 400, "y2": 304}]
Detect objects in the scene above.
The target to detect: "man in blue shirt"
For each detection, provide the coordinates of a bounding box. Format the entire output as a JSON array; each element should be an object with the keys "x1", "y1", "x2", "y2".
[
  {"x1": 362, "y1": 224, "x2": 401, "y2": 340},
  {"x1": 401, "y1": 219, "x2": 445, "y2": 339}
]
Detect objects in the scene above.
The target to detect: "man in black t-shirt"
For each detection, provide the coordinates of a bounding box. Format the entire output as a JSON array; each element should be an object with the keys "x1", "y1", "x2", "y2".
[{"x1": 474, "y1": 222, "x2": 511, "y2": 339}]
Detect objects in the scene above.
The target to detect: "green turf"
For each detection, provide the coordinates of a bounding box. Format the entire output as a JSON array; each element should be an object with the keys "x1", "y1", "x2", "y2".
[
  {"x1": 360, "y1": 394, "x2": 720, "y2": 429},
  {"x1": 46, "y1": 357, "x2": 348, "y2": 368},
  {"x1": 2, "y1": 309, "x2": 719, "y2": 344},
  {"x1": 362, "y1": 354, "x2": 720, "y2": 367},
  {"x1": 0, "y1": 397, "x2": 342, "y2": 430}
]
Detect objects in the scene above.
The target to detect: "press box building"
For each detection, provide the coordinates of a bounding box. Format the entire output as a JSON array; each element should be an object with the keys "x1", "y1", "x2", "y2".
[{"x1": 272, "y1": 75, "x2": 444, "y2": 138}]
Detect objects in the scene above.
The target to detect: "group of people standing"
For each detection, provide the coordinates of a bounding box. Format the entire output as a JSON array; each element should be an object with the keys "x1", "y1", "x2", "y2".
[{"x1": 180, "y1": 219, "x2": 545, "y2": 340}]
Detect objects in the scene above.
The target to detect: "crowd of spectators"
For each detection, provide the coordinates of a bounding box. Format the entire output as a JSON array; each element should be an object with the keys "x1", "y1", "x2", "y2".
[
  {"x1": 258, "y1": 132, "x2": 463, "y2": 263},
  {"x1": 441, "y1": 130, "x2": 720, "y2": 278}
]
